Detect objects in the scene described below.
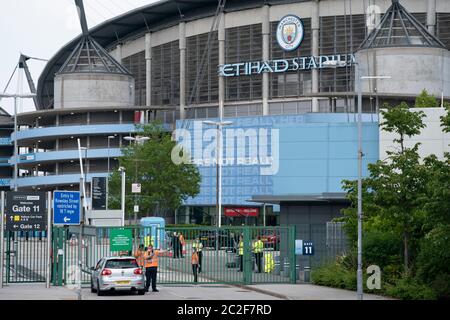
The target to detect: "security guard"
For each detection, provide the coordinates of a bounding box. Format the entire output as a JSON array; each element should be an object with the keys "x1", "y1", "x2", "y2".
[
  {"x1": 144, "y1": 244, "x2": 160, "y2": 292},
  {"x1": 238, "y1": 236, "x2": 244, "y2": 272},
  {"x1": 192, "y1": 237, "x2": 204, "y2": 272},
  {"x1": 252, "y1": 236, "x2": 264, "y2": 273}
]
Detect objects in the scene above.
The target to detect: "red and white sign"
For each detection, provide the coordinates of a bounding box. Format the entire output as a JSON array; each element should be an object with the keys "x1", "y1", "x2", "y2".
[{"x1": 224, "y1": 207, "x2": 259, "y2": 217}]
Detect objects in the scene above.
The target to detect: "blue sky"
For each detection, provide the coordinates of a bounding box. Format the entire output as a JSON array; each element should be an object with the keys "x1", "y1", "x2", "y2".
[{"x1": 0, "y1": 0, "x2": 156, "y2": 115}]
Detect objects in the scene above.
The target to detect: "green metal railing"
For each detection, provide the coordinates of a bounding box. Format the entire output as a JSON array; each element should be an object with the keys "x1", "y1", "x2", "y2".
[
  {"x1": 3, "y1": 231, "x2": 48, "y2": 283},
  {"x1": 51, "y1": 225, "x2": 297, "y2": 286}
]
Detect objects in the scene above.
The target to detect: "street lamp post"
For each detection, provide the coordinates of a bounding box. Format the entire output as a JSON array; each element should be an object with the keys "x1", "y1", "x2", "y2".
[
  {"x1": 106, "y1": 135, "x2": 115, "y2": 211},
  {"x1": 202, "y1": 120, "x2": 233, "y2": 228},
  {"x1": 323, "y1": 59, "x2": 390, "y2": 300},
  {"x1": 0, "y1": 93, "x2": 36, "y2": 191},
  {"x1": 123, "y1": 136, "x2": 149, "y2": 226}
]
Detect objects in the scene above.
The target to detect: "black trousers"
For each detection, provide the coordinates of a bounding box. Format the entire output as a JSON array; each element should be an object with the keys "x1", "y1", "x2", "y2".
[
  {"x1": 192, "y1": 265, "x2": 198, "y2": 282},
  {"x1": 255, "y1": 253, "x2": 262, "y2": 273},
  {"x1": 198, "y1": 252, "x2": 203, "y2": 272},
  {"x1": 239, "y1": 255, "x2": 243, "y2": 272},
  {"x1": 145, "y1": 267, "x2": 157, "y2": 291}
]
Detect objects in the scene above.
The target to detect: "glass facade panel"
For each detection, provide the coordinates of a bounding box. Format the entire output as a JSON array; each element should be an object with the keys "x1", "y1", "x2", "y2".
[
  {"x1": 122, "y1": 51, "x2": 146, "y2": 106},
  {"x1": 225, "y1": 24, "x2": 263, "y2": 101},
  {"x1": 186, "y1": 32, "x2": 219, "y2": 106},
  {"x1": 151, "y1": 40, "x2": 180, "y2": 106},
  {"x1": 437, "y1": 13, "x2": 450, "y2": 50}
]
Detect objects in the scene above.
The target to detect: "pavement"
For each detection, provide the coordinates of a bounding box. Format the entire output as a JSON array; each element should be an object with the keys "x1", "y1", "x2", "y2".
[
  {"x1": 0, "y1": 283, "x2": 390, "y2": 300},
  {"x1": 239, "y1": 284, "x2": 392, "y2": 300}
]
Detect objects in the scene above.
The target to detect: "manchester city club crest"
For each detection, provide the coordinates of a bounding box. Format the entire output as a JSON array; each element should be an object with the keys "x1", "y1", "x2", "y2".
[{"x1": 277, "y1": 15, "x2": 304, "y2": 51}]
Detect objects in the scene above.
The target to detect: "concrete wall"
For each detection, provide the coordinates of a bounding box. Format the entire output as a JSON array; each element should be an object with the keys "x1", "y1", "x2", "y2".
[
  {"x1": 379, "y1": 107, "x2": 450, "y2": 160},
  {"x1": 356, "y1": 47, "x2": 450, "y2": 99},
  {"x1": 54, "y1": 73, "x2": 135, "y2": 109}
]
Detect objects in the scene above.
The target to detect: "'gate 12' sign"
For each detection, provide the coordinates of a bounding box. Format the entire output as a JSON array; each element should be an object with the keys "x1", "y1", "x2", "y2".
[
  {"x1": 5, "y1": 192, "x2": 46, "y2": 232},
  {"x1": 53, "y1": 191, "x2": 81, "y2": 225}
]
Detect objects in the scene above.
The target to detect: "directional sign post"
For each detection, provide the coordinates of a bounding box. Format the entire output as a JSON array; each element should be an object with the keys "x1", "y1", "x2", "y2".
[
  {"x1": 53, "y1": 191, "x2": 81, "y2": 225},
  {"x1": 5, "y1": 192, "x2": 46, "y2": 232}
]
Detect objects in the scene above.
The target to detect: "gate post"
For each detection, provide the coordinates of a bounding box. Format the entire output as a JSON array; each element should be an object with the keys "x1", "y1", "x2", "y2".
[
  {"x1": 243, "y1": 227, "x2": 252, "y2": 285},
  {"x1": 46, "y1": 191, "x2": 52, "y2": 288},
  {"x1": 0, "y1": 191, "x2": 4, "y2": 288},
  {"x1": 289, "y1": 225, "x2": 297, "y2": 284}
]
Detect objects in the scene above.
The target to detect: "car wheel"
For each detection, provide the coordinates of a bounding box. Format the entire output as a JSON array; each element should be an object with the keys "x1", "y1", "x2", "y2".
[
  {"x1": 90, "y1": 279, "x2": 97, "y2": 293},
  {"x1": 97, "y1": 281, "x2": 105, "y2": 296},
  {"x1": 137, "y1": 289, "x2": 146, "y2": 295}
]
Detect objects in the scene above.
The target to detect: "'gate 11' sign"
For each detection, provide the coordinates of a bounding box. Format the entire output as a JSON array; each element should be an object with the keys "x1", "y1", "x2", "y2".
[{"x1": 5, "y1": 192, "x2": 47, "y2": 232}]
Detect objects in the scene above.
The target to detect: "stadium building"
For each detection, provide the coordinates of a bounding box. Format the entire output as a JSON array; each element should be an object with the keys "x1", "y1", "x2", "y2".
[{"x1": 8, "y1": 0, "x2": 450, "y2": 231}]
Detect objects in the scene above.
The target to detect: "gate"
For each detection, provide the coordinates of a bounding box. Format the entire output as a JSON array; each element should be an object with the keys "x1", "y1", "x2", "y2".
[
  {"x1": 2, "y1": 231, "x2": 49, "y2": 283},
  {"x1": 51, "y1": 225, "x2": 296, "y2": 286}
]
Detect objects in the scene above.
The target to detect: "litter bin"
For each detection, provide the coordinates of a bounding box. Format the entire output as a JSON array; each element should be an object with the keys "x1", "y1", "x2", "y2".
[{"x1": 304, "y1": 266, "x2": 311, "y2": 283}]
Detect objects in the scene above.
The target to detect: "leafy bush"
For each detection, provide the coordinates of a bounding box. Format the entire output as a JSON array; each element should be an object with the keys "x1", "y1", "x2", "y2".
[
  {"x1": 384, "y1": 278, "x2": 437, "y2": 300},
  {"x1": 363, "y1": 231, "x2": 402, "y2": 268},
  {"x1": 415, "y1": 225, "x2": 450, "y2": 299},
  {"x1": 311, "y1": 263, "x2": 356, "y2": 291}
]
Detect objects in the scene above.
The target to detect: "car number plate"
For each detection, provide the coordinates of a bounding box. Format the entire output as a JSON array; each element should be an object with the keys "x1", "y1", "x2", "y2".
[{"x1": 116, "y1": 280, "x2": 131, "y2": 285}]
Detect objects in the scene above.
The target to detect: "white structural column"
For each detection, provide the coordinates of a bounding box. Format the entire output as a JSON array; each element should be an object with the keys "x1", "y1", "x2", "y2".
[
  {"x1": 262, "y1": 5, "x2": 270, "y2": 116},
  {"x1": 179, "y1": 22, "x2": 187, "y2": 119},
  {"x1": 116, "y1": 44, "x2": 123, "y2": 64},
  {"x1": 218, "y1": 13, "x2": 226, "y2": 119},
  {"x1": 145, "y1": 33, "x2": 152, "y2": 109},
  {"x1": 427, "y1": 0, "x2": 436, "y2": 35},
  {"x1": 311, "y1": 0, "x2": 320, "y2": 112}
]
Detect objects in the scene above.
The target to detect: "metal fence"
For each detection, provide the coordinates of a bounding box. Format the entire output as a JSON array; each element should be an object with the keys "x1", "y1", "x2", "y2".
[
  {"x1": 2, "y1": 231, "x2": 49, "y2": 283},
  {"x1": 51, "y1": 225, "x2": 297, "y2": 286}
]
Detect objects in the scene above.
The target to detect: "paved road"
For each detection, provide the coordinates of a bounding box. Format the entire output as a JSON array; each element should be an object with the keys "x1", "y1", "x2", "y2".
[{"x1": 0, "y1": 283, "x2": 279, "y2": 300}]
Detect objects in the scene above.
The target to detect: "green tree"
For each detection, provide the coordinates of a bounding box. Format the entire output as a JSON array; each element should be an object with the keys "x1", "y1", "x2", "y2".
[
  {"x1": 414, "y1": 89, "x2": 439, "y2": 108},
  {"x1": 108, "y1": 122, "x2": 200, "y2": 222},
  {"x1": 342, "y1": 102, "x2": 427, "y2": 274},
  {"x1": 440, "y1": 102, "x2": 450, "y2": 133}
]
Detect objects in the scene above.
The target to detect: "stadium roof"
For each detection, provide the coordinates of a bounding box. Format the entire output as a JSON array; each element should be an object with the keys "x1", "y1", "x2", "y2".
[
  {"x1": 37, "y1": 0, "x2": 307, "y2": 110},
  {"x1": 359, "y1": 0, "x2": 446, "y2": 50}
]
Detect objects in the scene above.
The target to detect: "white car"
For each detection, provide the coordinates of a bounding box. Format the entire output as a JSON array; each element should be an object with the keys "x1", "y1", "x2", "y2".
[{"x1": 90, "y1": 256, "x2": 146, "y2": 296}]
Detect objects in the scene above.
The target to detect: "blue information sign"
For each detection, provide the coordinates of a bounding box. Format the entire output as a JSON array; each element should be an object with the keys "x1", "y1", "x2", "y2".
[{"x1": 53, "y1": 191, "x2": 81, "y2": 225}]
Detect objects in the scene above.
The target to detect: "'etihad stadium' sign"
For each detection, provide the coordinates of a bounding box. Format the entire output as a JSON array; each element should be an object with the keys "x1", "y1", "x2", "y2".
[{"x1": 218, "y1": 54, "x2": 355, "y2": 77}]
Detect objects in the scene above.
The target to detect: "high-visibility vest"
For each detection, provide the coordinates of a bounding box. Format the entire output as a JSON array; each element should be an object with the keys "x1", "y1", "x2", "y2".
[
  {"x1": 144, "y1": 250, "x2": 159, "y2": 268},
  {"x1": 253, "y1": 240, "x2": 264, "y2": 253},
  {"x1": 238, "y1": 241, "x2": 244, "y2": 255},
  {"x1": 193, "y1": 241, "x2": 203, "y2": 252},
  {"x1": 134, "y1": 250, "x2": 145, "y2": 267},
  {"x1": 264, "y1": 253, "x2": 274, "y2": 273}
]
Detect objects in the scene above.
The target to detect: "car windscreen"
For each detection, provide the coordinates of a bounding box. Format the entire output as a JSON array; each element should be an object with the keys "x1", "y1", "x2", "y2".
[{"x1": 105, "y1": 259, "x2": 138, "y2": 269}]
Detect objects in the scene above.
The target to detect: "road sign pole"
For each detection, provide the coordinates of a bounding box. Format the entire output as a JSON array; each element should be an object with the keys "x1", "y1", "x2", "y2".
[
  {"x1": 0, "y1": 191, "x2": 4, "y2": 288},
  {"x1": 78, "y1": 177, "x2": 84, "y2": 301},
  {"x1": 46, "y1": 191, "x2": 52, "y2": 289}
]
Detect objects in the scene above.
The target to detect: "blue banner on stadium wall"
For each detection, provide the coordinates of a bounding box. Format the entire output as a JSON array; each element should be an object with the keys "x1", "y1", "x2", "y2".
[{"x1": 175, "y1": 114, "x2": 379, "y2": 206}]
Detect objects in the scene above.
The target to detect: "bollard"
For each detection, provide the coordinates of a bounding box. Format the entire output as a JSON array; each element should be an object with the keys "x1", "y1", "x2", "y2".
[
  {"x1": 273, "y1": 255, "x2": 281, "y2": 275},
  {"x1": 304, "y1": 266, "x2": 311, "y2": 283}
]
